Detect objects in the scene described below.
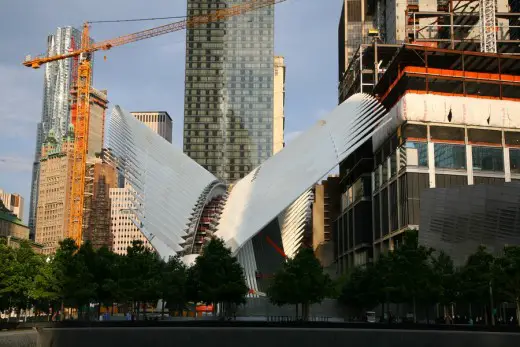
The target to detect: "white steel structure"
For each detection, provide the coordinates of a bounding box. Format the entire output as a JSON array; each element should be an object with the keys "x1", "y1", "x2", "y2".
[
  {"x1": 108, "y1": 94, "x2": 388, "y2": 272},
  {"x1": 279, "y1": 188, "x2": 313, "y2": 259}
]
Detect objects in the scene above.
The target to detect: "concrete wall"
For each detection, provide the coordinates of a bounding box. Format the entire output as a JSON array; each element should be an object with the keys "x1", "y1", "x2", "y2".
[{"x1": 3, "y1": 326, "x2": 519, "y2": 347}]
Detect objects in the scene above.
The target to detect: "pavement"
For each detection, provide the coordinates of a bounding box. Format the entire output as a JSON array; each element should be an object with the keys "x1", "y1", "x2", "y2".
[{"x1": 0, "y1": 330, "x2": 37, "y2": 347}]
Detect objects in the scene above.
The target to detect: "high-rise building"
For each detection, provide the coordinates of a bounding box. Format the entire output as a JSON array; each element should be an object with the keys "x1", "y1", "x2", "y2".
[
  {"x1": 71, "y1": 88, "x2": 109, "y2": 157},
  {"x1": 109, "y1": 185, "x2": 153, "y2": 255},
  {"x1": 29, "y1": 26, "x2": 84, "y2": 237},
  {"x1": 110, "y1": 111, "x2": 173, "y2": 255},
  {"x1": 312, "y1": 176, "x2": 341, "y2": 268},
  {"x1": 83, "y1": 151, "x2": 117, "y2": 250},
  {"x1": 131, "y1": 112, "x2": 173, "y2": 143},
  {"x1": 337, "y1": 0, "x2": 517, "y2": 103},
  {"x1": 35, "y1": 126, "x2": 75, "y2": 255},
  {"x1": 333, "y1": 46, "x2": 520, "y2": 273},
  {"x1": 0, "y1": 189, "x2": 24, "y2": 221},
  {"x1": 273, "y1": 56, "x2": 285, "y2": 155},
  {"x1": 183, "y1": 0, "x2": 275, "y2": 182}
]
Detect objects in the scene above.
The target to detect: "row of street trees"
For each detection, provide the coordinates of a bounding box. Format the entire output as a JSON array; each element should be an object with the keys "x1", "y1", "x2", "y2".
[
  {"x1": 0, "y1": 237, "x2": 249, "y2": 320},
  {"x1": 338, "y1": 230, "x2": 520, "y2": 326},
  {"x1": 1, "y1": 235, "x2": 337, "y2": 322}
]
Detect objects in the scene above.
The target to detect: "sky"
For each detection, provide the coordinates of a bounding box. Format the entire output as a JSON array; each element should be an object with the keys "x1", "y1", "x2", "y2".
[{"x1": 0, "y1": 0, "x2": 343, "y2": 223}]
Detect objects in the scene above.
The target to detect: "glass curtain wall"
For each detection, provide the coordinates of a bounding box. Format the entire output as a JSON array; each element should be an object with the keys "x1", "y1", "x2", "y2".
[{"x1": 184, "y1": 0, "x2": 274, "y2": 182}]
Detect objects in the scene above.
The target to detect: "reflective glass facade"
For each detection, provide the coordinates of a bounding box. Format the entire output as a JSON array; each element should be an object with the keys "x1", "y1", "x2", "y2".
[
  {"x1": 510, "y1": 148, "x2": 520, "y2": 174},
  {"x1": 183, "y1": 0, "x2": 274, "y2": 182},
  {"x1": 434, "y1": 143, "x2": 466, "y2": 169},
  {"x1": 472, "y1": 146, "x2": 504, "y2": 172}
]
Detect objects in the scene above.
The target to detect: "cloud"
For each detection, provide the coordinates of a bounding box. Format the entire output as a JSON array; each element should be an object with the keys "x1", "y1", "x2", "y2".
[{"x1": 0, "y1": 156, "x2": 33, "y2": 173}]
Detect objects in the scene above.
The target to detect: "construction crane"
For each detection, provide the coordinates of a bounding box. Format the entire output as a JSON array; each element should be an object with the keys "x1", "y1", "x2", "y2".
[
  {"x1": 479, "y1": 0, "x2": 497, "y2": 53},
  {"x1": 23, "y1": 0, "x2": 288, "y2": 246}
]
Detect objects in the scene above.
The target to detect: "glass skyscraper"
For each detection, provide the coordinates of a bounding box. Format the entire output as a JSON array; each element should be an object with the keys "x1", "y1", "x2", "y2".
[{"x1": 183, "y1": 0, "x2": 275, "y2": 182}]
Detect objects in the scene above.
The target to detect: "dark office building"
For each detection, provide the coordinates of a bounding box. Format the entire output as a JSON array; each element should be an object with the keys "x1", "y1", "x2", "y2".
[
  {"x1": 183, "y1": 0, "x2": 275, "y2": 182},
  {"x1": 420, "y1": 182, "x2": 520, "y2": 266}
]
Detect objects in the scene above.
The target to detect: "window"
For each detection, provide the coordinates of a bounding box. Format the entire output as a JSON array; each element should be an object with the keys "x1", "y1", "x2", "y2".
[
  {"x1": 472, "y1": 146, "x2": 504, "y2": 172},
  {"x1": 430, "y1": 126, "x2": 465, "y2": 142},
  {"x1": 404, "y1": 142, "x2": 428, "y2": 167},
  {"x1": 510, "y1": 149, "x2": 520, "y2": 174},
  {"x1": 390, "y1": 152, "x2": 397, "y2": 176},
  {"x1": 374, "y1": 166, "x2": 381, "y2": 191},
  {"x1": 382, "y1": 161, "x2": 388, "y2": 184},
  {"x1": 434, "y1": 143, "x2": 466, "y2": 169}
]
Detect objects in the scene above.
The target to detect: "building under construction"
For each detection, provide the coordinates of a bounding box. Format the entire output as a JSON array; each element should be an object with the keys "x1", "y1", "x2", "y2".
[
  {"x1": 338, "y1": 0, "x2": 520, "y2": 103},
  {"x1": 334, "y1": 35, "x2": 520, "y2": 271},
  {"x1": 83, "y1": 150, "x2": 117, "y2": 251}
]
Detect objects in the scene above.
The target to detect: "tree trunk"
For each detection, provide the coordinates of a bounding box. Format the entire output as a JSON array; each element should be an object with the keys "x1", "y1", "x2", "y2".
[
  {"x1": 295, "y1": 304, "x2": 299, "y2": 321},
  {"x1": 302, "y1": 303, "x2": 309, "y2": 321},
  {"x1": 516, "y1": 299, "x2": 520, "y2": 327},
  {"x1": 469, "y1": 303, "x2": 473, "y2": 322},
  {"x1": 413, "y1": 296, "x2": 417, "y2": 323},
  {"x1": 161, "y1": 300, "x2": 165, "y2": 319},
  {"x1": 484, "y1": 306, "x2": 488, "y2": 325},
  {"x1": 136, "y1": 301, "x2": 140, "y2": 320},
  {"x1": 60, "y1": 301, "x2": 64, "y2": 321},
  {"x1": 425, "y1": 304, "x2": 430, "y2": 324}
]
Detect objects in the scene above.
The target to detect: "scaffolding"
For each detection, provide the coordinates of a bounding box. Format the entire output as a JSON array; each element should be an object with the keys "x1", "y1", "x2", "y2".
[
  {"x1": 372, "y1": 44, "x2": 520, "y2": 109},
  {"x1": 406, "y1": 0, "x2": 520, "y2": 53}
]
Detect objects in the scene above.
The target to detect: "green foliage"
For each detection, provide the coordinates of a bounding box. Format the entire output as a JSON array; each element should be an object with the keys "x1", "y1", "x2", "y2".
[
  {"x1": 1, "y1": 236, "x2": 252, "y2": 320},
  {"x1": 119, "y1": 240, "x2": 163, "y2": 304},
  {"x1": 459, "y1": 245, "x2": 494, "y2": 305},
  {"x1": 493, "y1": 246, "x2": 520, "y2": 325},
  {"x1": 338, "y1": 230, "x2": 520, "y2": 326},
  {"x1": 161, "y1": 256, "x2": 187, "y2": 312},
  {"x1": 0, "y1": 240, "x2": 44, "y2": 313},
  {"x1": 188, "y1": 238, "x2": 248, "y2": 308},
  {"x1": 268, "y1": 248, "x2": 333, "y2": 318}
]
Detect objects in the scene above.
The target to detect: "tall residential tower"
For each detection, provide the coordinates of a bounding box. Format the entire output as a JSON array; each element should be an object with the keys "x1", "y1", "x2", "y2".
[{"x1": 183, "y1": 0, "x2": 275, "y2": 182}]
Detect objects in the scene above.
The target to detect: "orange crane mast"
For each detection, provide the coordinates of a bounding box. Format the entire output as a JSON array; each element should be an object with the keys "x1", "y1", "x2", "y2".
[{"x1": 23, "y1": 0, "x2": 287, "y2": 246}]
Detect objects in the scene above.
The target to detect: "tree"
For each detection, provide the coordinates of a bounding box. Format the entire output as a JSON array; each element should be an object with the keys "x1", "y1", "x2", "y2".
[
  {"x1": 460, "y1": 245, "x2": 495, "y2": 323},
  {"x1": 92, "y1": 247, "x2": 121, "y2": 316},
  {"x1": 430, "y1": 251, "x2": 459, "y2": 321},
  {"x1": 161, "y1": 256, "x2": 187, "y2": 317},
  {"x1": 1, "y1": 241, "x2": 44, "y2": 319},
  {"x1": 339, "y1": 264, "x2": 379, "y2": 315},
  {"x1": 30, "y1": 258, "x2": 62, "y2": 316},
  {"x1": 0, "y1": 239, "x2": 16, "y2": 313},
  {"x1": 119, "y1": 240, "x2": 162, "y2": 318},
  {"x1": 268, "y1": 248, "x2": 332, "y2": 320},
  {"x1": 189, "y1": 238, "x2": 248, "y2": 318},
  {"x1": 391, "y1": 230, "x2": 434, "y2": 322},
  {"x1": 493, "y1": 246, "x2": 520, "y2": 326}
]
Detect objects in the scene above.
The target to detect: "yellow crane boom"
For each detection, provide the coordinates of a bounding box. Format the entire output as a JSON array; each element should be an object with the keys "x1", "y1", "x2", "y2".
[{"x1": 23, "y1": 0, "x2": 287, "y2": 247}]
